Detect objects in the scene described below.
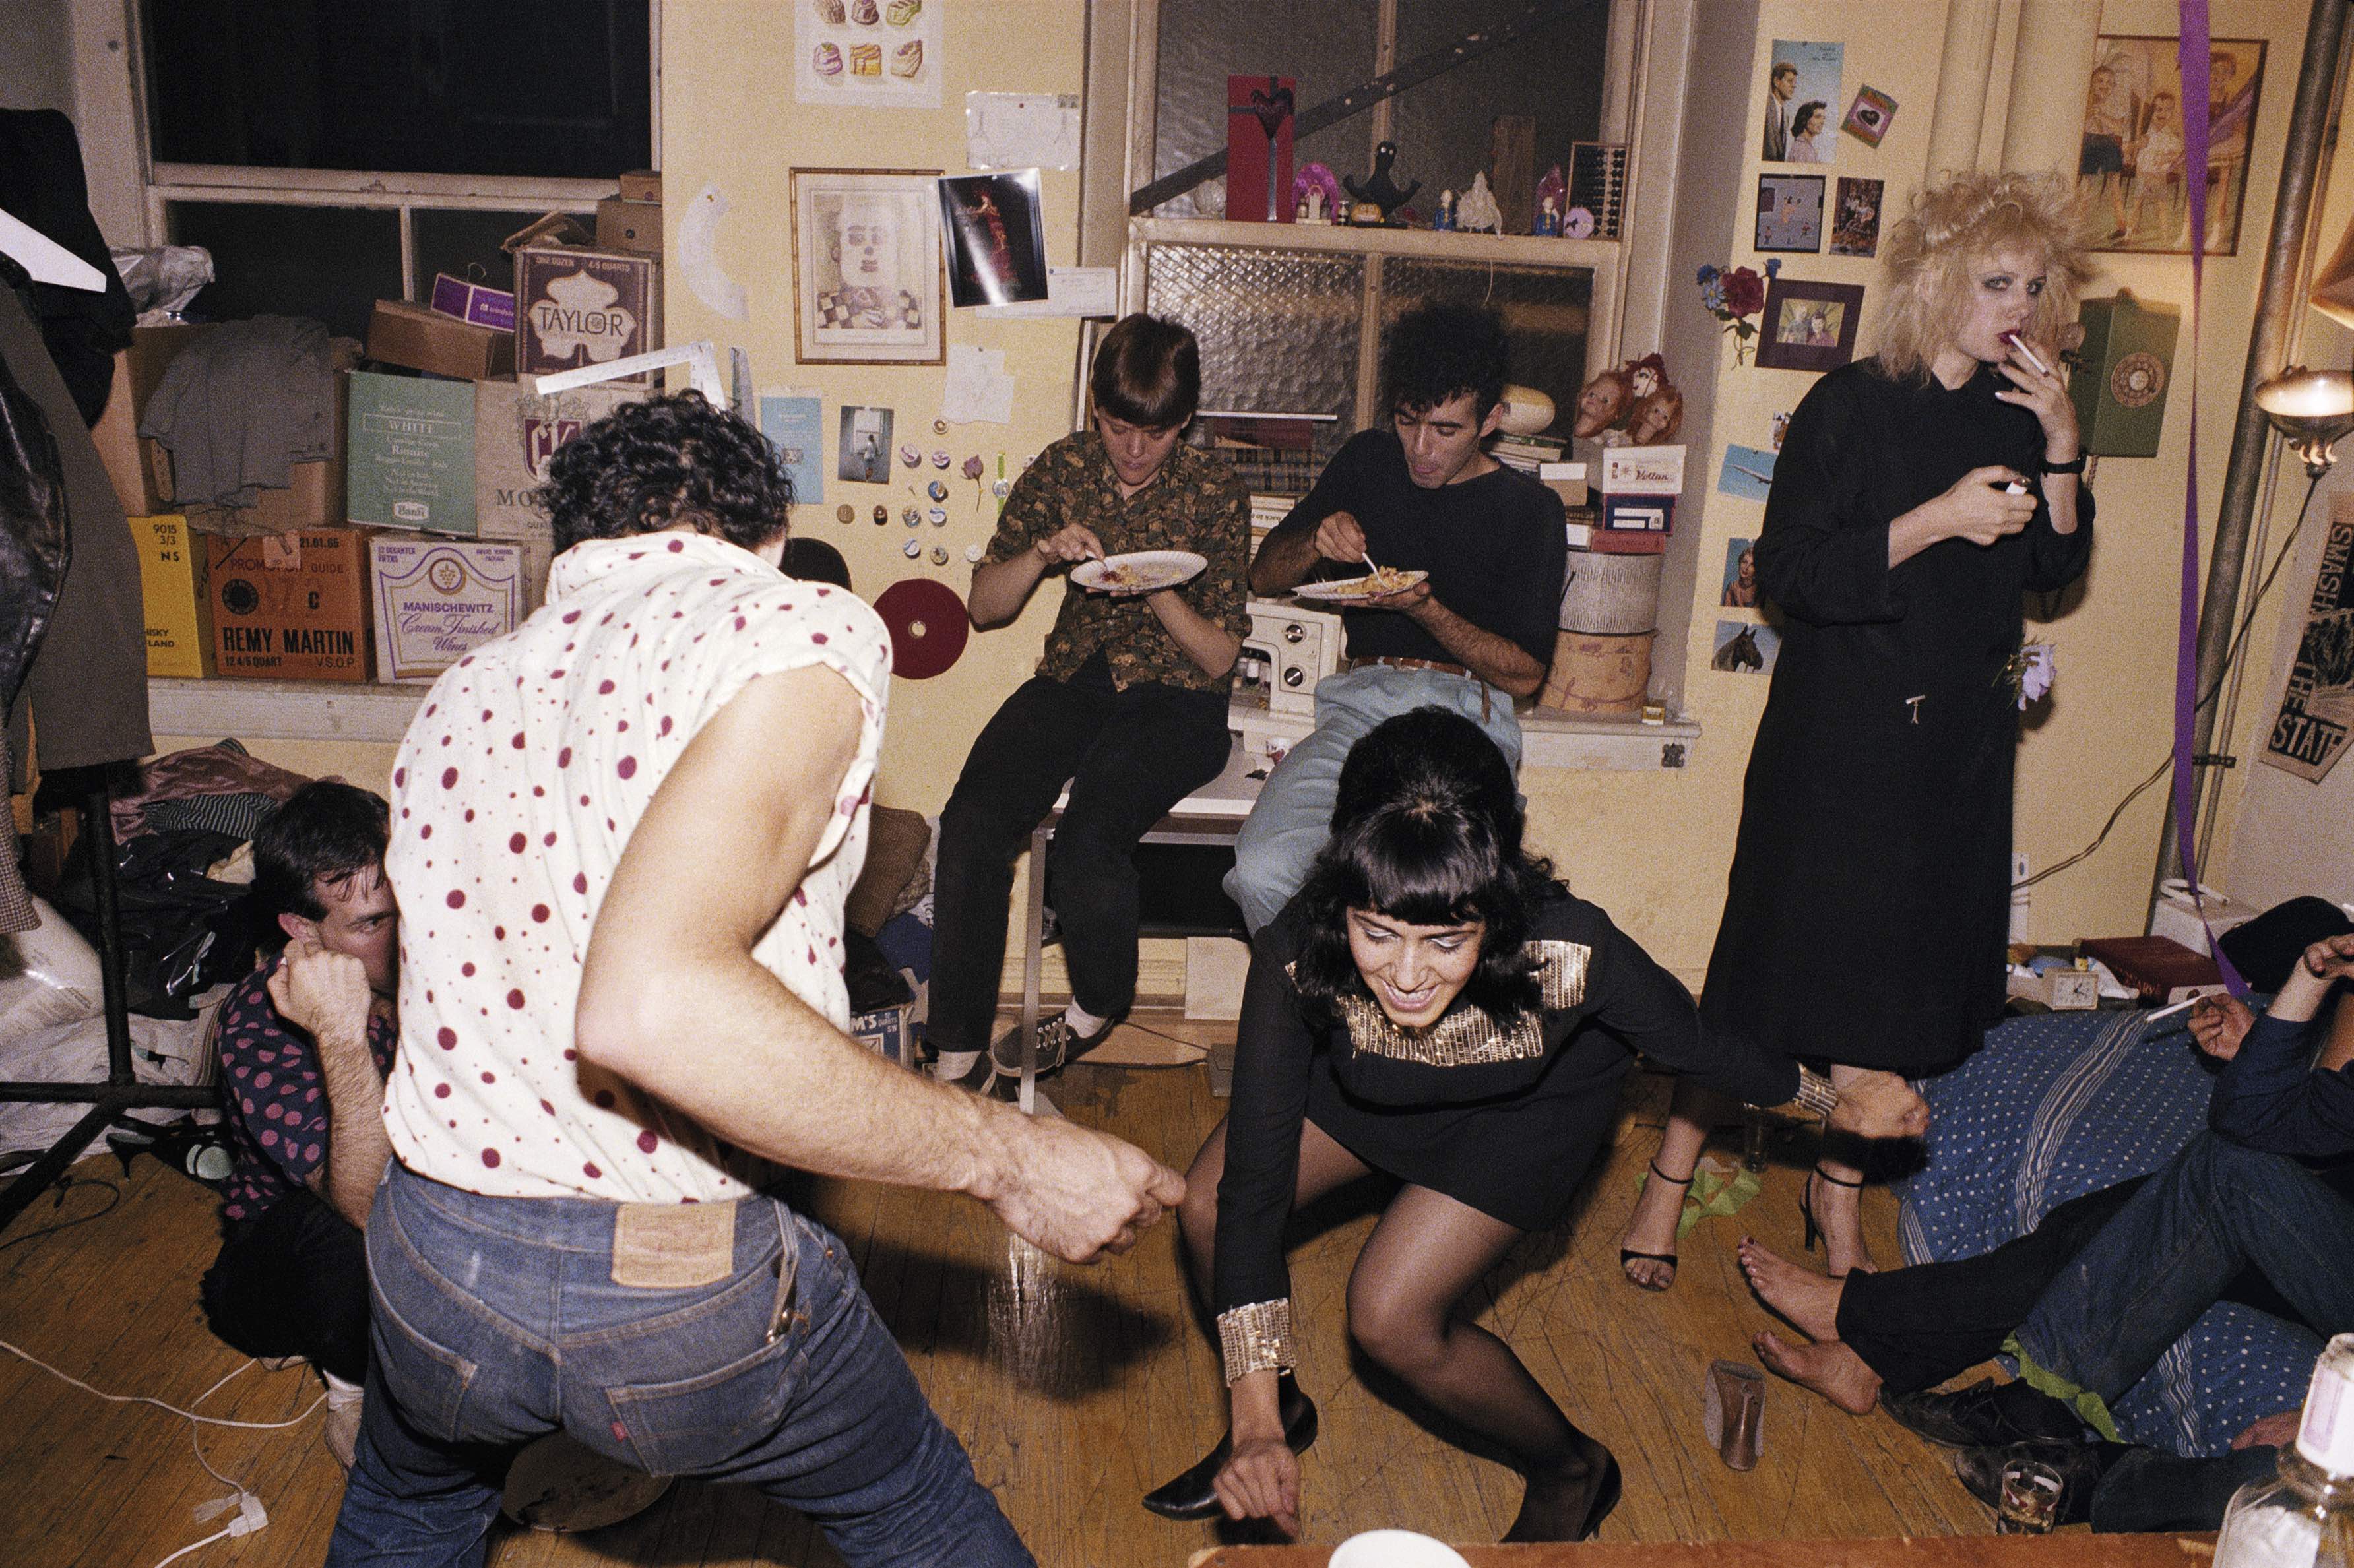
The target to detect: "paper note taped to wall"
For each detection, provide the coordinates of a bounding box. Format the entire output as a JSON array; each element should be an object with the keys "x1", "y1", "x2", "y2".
[
  {"x1": 940, "y1": 345, "x2": 1017, "y2": 426},
  {"x1": 678, "y1": 183, "x2": 749, "y2": 321},
  {"x1": 966, "y1": 92, "x2": 1082, "y2": 170},
  {"x1": 973, "y1": 267, "x2": 1119, "y2": 320}
]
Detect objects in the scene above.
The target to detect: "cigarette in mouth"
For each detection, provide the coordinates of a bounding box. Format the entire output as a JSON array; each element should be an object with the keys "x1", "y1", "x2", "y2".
[{"x1": 2002, "y1": 332, "x2": 2051, "y2": 375}]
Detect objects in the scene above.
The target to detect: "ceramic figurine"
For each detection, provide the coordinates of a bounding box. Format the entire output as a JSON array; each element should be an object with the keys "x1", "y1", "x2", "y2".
[
  {"x1": 1533, "y1": 196, "x2": 1562, "y2": 237},
  {"x1": 1572, "y1": 368, "x2": 1632, "y2": 438},
  {"x1": 1432, "y1": 190, "x2": 1457, "y2": 231},
  {"x1": 1457, "y1": 172, "x2": 1501, "y2": 234},
  {"x1": 1343, "y1": 140, "x2": 1421, "y2": 226},
  {"x1": 1535, "y1": 163, "x2": 1566, "y2": 228},
  {"x1": 1293, "y1": 162, "x2": 1341, "y2": 226}
]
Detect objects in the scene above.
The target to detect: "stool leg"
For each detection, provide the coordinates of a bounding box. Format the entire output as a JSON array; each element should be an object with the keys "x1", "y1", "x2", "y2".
[{"x1": 1019, "y1": 819, "x2": 1046, "y2": 1115}]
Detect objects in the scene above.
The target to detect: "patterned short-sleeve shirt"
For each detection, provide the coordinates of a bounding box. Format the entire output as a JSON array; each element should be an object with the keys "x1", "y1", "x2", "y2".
[
  {"x1": 381, "y1": 531, "x2": 892, "y2": 1204},
  {"x1": 982, "y1": 430, "x2": 1250, "y2": 692},
  {"x1": 216, "y1": 966, "x2": 398, "y2": 1225}
]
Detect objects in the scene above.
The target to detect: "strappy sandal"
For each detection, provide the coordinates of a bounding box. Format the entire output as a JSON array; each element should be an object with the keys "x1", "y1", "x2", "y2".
[
  {"x1": 1620, "y1": 1158, "x2": 1692, "y2": 1290},
  {"x1": 1800, "y1": 1164, "x2": 1866, "y2": 1276}
]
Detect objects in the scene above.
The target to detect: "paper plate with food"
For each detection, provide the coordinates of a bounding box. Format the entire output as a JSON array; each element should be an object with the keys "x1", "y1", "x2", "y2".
[
  {"x1": 1070, "y1": 550, "x2": 1207, "y2": 595},
  {"x1": 1292, "y1": 565, "x2": 1430, "y2": 602}
]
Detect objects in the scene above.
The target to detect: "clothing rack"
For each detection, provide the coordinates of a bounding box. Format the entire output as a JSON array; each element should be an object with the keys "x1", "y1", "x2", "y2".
[{"x1": 0, "y1": 771, "x2": 220, "y2": 1234}]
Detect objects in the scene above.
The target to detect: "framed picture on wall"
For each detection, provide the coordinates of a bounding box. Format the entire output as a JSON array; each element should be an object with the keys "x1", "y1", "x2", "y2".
[
  {"x1": 2077, "y1": 36, "x2": 2266, "y2": 255},
  {"x1": 1754, "y1": 173, "x2": 1826, "y2": 252},
  {"x1": 1756, "y1": 277, "x2": 1864, "y2": 371},
  {"x1": 788, "y1": 168, "x2": 946, "y2": 365}
]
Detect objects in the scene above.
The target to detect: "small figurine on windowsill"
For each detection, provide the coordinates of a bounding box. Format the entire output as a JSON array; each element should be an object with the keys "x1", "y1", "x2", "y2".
[
  {"x1": 1535, "y1": 163, "x2": 1566, "y2": 234},
  {"x1": 1432, "y1": 189, "x2": 1457, "y2": 231},
  {"x1": 1457, "y1": 171, "x2": 1501, "y2": 234},
  {"x1": 1533, "y1": 196, "x2": 1562, "y2": 237},
  {"x1": 1343, "y1": 139, "x2": 1421, "y2": 226},
  {"x1": 1293, "y1": 162, "x2": 1341, "y2": 226}
]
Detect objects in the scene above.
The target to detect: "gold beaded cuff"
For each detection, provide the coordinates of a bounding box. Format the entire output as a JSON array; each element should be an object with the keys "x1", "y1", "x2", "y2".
[{"x1": 1216, "y1": 1300, "x2": 1297, "y2": 1385}]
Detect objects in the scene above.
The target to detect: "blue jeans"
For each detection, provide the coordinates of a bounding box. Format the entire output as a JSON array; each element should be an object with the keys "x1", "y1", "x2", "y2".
[
  {"x1": 1225, "y1": 666, "x2": 1523, "y2": 932},
  {"x1": 325, "y1": 1162, "x2": 1033, "y2": 1568},
  {"x1": 2015, "y1": 1132, "x2": 2351, "y2": 1409}
]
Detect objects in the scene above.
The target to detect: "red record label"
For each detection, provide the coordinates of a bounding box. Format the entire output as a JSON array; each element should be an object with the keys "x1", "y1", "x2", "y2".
[{"x1": 872, "y1": 577, "x2": 969, "y2": 680}]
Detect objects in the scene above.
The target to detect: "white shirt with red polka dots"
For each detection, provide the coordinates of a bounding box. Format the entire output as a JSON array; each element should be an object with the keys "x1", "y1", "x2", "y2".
[{"x1": 383, "y1": 530, "x2": 891, "y2": 1203}]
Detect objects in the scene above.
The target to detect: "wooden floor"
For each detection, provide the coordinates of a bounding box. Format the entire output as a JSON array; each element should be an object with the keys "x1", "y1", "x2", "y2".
[{"x1": 0, "y1": 1017, "x2": 1990, "y2": 1567}]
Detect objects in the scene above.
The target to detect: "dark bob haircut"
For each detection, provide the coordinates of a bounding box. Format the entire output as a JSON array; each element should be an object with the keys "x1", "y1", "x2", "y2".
[
  {"x1": 1089, "y1": 313, "x2": 1201, "y2": 430},
  {"x1": 539, "y1": 391, "x2": 792, "y2": 554},
  {"x1": 248, "y1": 781, "x2": 390, "y2": 946},
  {"x1": 1289, "y1": 708, "x2": 1560, "y2": 1028},
  {"x1": 1382, "y1": 303, "x2": 1510, "y2": 421}
]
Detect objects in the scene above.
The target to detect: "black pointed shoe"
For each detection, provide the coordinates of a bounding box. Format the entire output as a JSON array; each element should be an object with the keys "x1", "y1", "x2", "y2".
[{"x1": 1141, "y1": 1373, "x2": 1318, "y2": 1520}]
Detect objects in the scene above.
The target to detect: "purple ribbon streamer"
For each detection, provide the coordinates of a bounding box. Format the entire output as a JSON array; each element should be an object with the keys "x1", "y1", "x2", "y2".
[{"x1": 2173, "y1": 1, "x2": 2248, "y2": 994}]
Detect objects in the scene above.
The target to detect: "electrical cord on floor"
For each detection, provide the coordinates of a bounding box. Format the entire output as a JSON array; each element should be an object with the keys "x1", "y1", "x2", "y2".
[
  {"x1": 0, "y1": 1176, "x2": 123, "y2": 1255},
  {"x1": 2014, "y1": 472, "x2": 2320, "y2": 894}
]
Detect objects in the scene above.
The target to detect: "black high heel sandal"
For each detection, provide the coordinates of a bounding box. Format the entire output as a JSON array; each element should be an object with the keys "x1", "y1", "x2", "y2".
[
  {"x1": 1800, "y1": 1165, "x2": 1865, "y2": 1275},
  {"x1": 1141, "y1": 1371, "x2": 1318, "y2": 1519},
  {"x1": 1619, "y1": 1158, "x2": 1692, "y2": 1291}
]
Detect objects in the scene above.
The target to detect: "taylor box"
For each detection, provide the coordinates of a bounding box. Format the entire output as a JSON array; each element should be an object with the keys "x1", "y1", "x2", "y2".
[
  {"x1": 513, "y1": 245, "x2": 660, "y2": 383},
  {"x1": 369, "y1": 537, "x2": 524, "y2": 683},
  {"x1": 207, "y1": 528, "x2": 371, "y2": 682},
  {"x1": 348, "y1": 371, "x2": 478, "y2": 536}
]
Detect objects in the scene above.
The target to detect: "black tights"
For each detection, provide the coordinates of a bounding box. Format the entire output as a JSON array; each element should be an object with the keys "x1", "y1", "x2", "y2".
[{"x1": 1177, "y1": 1117, "x2": 1611, "y2": 1540}]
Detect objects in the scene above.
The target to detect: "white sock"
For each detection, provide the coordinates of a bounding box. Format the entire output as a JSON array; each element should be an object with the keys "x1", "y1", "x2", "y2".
[
  {"x1": 1061, "y1": 1003, "x2": 1111, "y2": 1038},
  {"x1": 322, "y1": 1370, "x2": 364, "y2": 1406},
  {"x1": 932, "y1": 1050, "x2": 982, "y2": 1081}
]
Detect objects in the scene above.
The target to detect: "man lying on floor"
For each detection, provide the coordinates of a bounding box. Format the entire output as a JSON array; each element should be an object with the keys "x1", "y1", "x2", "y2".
[{"x1": 1739, "y1": 906, "x2": 2354, "y2": 1530}]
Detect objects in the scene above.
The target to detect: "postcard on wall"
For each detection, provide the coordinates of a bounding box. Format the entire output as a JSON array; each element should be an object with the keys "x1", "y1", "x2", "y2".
[
  {"x1": 797, "y1": 0, "x2": 942, "y2": 109},
  {"x1": 1831, "y1": 176, "x2": 1885, "y2": 257},
  {"x1": 2261, "y1": 501, "x2": 2354, "y2": 784},
  {"x1": 759, "y1": 390, "x2": 827, "y2": 506},
  {"x1": 1755, "y1": 173, "x2": 1825, "y2": 253},
  {"x1": 2078, "y1": 35, "x2": 2266, "y2": 255},
  {"x1": 1764, "y1": 40, "x2": 1842, "y2": 165},
  {"x1": 1717, "y1": 446, "x2": 1778, "y2": 503},
  {"x1": 1711, "y1": 619, "x2": 1781, "y2": 675},
  {"x1": 837, "y1": 404, "x2": 895, "y2": 485},
  {"x1": 1842, "y1": 85, "x2": 1899, "y2": 148},
  {"x1": 1720, "y1": 539, "x2": 1761, "y2": 608}
]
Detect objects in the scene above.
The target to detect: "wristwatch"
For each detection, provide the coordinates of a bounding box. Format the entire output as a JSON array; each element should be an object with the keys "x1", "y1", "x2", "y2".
[{"x1": 2043, "y1": 453, "x2": 2087, "y2": 475}]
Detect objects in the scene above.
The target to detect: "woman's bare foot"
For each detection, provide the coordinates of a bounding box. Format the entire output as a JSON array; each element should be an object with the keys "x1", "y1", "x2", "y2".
[
  {"x1": 1802, "y1": 1168, "x2": 1878, "y2": 1278},
  {"x1": 1753, "y1": 1331, "x2": 1881, "y2": 1416},
  {"x1": 1618, "y1": 1162, "x2": 1689, "y2": 1290},
  {"x1": 1736, "y1": 1236, "x2": 1845, "y2": 1340}
]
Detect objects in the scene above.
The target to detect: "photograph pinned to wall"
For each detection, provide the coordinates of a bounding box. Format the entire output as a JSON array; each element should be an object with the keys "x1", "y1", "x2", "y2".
[
  {"x1": 1756, "y1": 277, "x2": 1864, "y2": 372},
  {"x1": 939, "y1": 170, "x2": 1049, "y2": 307},
  {"x1": 1770, "y1": 410, "x2": 1791, "y2": 450},
  {"x1": 838, "y1": 404, "x2": 895, "y2": 485},
  {"x1": 759, "y1": 390, "x2": 827, "y2": 505},
  {"x1": 1711, "y1": 619, "x2": 1781, "y2": 674},
  {"x1": 1720, "y1": 539, "x2": 1761, "y2": 608},
  {"x1": 790, "y1": 168, "x2": 945, "y2": 365},
  {"x1": 2078, "y1": 36, "x2": 2266, "y2": 255},
  {"x1": 1717, "y1": 445, "x2": 1778, "y2": 504},
  {"x1": 1830, "y1": 176, "x2": 1885, "y2": 257},
  {"x1": 797, "y1": 0, "x2": 942, "y2": 110},
  {"x1": 1841, "y1": 85, "x2": 1899, "y2": 148},
  {"x1": 1754, "y1": 173, "x2": 1826, "y2": 252},
  {"x1": 1764, "y1": 40, "x2": 1842, "y2": 164},
  {"x1": 2260, "y1": 500, "x2": 2354, "y2": 784}
]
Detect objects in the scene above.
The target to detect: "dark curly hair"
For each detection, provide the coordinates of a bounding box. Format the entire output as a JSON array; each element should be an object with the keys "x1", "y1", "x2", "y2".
[
  {"x1": 1288, "y1": 708, "x2": 1560, "y2": 1029},
  {"x1": 538, "y1": 391, "x2": 792, "y2": 553},
  {"x1": 1382, "y1": 303, "x2": 1510, "y2": 420},
  {"x1": 248, "y1": 781, "x2": 389, "y2": 949}
]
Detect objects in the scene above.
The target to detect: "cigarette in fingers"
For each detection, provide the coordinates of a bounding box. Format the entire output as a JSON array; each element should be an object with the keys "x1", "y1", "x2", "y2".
[
  {"x1": 2001, "y1": 331, "x2": 2051, "y2": 376},
  {"x1": 2146, "y1": 994, "x2": 2216, "y2": 1021}
]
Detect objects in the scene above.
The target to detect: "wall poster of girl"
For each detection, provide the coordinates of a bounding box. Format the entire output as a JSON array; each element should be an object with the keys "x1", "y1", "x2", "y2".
[{"x1": 2078, "y1": 36, "x2": 2265, "y2": 255}]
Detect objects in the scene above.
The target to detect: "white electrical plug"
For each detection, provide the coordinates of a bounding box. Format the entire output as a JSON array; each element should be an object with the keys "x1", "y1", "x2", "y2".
[{"x1": 228, "y1": 1495, "x2": 268, "y2": 1537}]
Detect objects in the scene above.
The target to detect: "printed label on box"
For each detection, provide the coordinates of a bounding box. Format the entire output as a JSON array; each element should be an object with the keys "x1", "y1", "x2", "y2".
[
  {"x1": 369, "y1": 538, "x2": 523, "y2": 682},
  {"x1": 208, "y1": 528, "x2": 369, "y2": 681},
  {"x1": 1597, "y1": 444, "x2": 1687, "y2": 495},
  {"x1": 348, "y1": 371, "x2": 478, "y2": 535},
  {"x1": 515, "y1": 248, "x2": 657, "y2": 381},
  {"x1": 132, "y1": 515, "x2": 207, "y2": 678}
]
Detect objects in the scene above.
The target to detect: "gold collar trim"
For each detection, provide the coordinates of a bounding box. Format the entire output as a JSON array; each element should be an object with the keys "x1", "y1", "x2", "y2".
[{"x1": 1302, "y1": 940, "x2": 1591, "y2": 1068}]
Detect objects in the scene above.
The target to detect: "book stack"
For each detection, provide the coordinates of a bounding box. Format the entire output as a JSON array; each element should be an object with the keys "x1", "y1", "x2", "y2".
[{"x1": 1490, "y1": 430, "x2": 1568, "y2": 476}]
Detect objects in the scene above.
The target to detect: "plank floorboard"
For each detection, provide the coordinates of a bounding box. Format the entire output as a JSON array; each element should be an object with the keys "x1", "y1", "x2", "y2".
[{"x1": 2, "y1": 1017, "x2": 1992, "y2": 1565}]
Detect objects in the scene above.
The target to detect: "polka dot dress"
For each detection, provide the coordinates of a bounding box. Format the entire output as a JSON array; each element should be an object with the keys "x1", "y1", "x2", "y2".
[{"x1": 382, "y1": 532, "x2": 890, "y2": 1205}]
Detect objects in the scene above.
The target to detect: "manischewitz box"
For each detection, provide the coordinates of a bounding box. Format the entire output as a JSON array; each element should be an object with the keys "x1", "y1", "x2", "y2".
[
  {"x1": 206, "y1": 528, "x2": 371, "y2": 682},
  {"x1": 368, "y1": 538, "x2": 523, "y2": 683},
  {"x1": 513, "y1": 245, "x2": 660, "y2": 383}
]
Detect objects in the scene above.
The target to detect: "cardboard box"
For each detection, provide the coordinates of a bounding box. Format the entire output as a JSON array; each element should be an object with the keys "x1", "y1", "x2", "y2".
[
  {"x1": 368, "y1": 537, "x2": 523, "y2": 682},
  {"x1": 1586, "y1": 442, "x2": 1688, "y2": 496},
  {"x1": 428, "y1": 273, "x2": 517, "y2": 334},
  {"x1": 125, "y1": 325, "x2": 351, "y2": 530},
  {"x1": 347, "y1": 371, "x2": 478, "y2": 536},
  {"x1": 1601, "y1": 492, "x2": 1674, "y2": 536},
  {"x1": 207, "y1": 528, "x2": 371, "y2": 681},
  {"x1": 130, "y1": 515, "x2": 210, "y2": 678},
  {"x1": 1538, "y1": 460, "x2": 1589, "y2": 509},
  {"x1": 617, "y1": 169, "x2": 661, "y2": 202},
  {"x1": 850, "y1": 1003, "x2": 918, "y2": 1068},
  {"x1": 513, "y1": 245, "x2": 660, "y2": 383},
  {"x1": 473, "y1": 375, "x2": 651, "y2": 544},
  {"x1": 1563, "y1": 506, "x2": 1665, "y2": 555},
  {"x1": 367, "y1": 298, "x2": 514, "y2": 380},
  {"x1": 92, "y1": 324, "x2": 216, "y2": 514},
  {"x1": 594, "y1": 197, "x2": 662, "y2": 257}
]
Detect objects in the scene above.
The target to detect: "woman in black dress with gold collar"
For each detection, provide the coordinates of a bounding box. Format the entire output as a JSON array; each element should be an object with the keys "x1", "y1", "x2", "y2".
[{"x1": 1143, "y1": 709, "x2": 1928, "y2": 1541}]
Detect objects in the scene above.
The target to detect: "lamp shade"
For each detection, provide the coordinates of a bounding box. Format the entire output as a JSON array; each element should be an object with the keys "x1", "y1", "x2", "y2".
[{"x1": 2254, "y1": 367, "x2": 2354, "y2": 476}]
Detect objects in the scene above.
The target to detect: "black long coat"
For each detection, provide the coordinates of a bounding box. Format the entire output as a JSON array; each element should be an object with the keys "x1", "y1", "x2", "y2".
[{"x1": 1699, "y1": 359, "x2": 2095, "y2": 1074}]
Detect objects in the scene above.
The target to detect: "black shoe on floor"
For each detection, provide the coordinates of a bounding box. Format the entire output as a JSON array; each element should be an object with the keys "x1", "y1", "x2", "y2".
[
  {"x1": 1882, "y1": 1378, "x2": 2085, "y2": 1449},
  {"x1": 987, "y1": 1012, "x2": 1120, "y2": 1082},
  {"x1": 1954, "y1": 1438, "x2": 2122, "y2": 1528},
  {"x1": 1141, "y1": 1373, "x2": 1318, "y2": 1520}
]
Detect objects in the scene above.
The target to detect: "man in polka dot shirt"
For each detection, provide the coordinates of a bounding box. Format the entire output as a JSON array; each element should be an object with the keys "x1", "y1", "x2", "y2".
[
  {"x1": 327, "y1": 393, "x2": 1185, "y2": 1568},
  {"x1": 198, "y1": 781, "x2": 397, "y2": 1468}
]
